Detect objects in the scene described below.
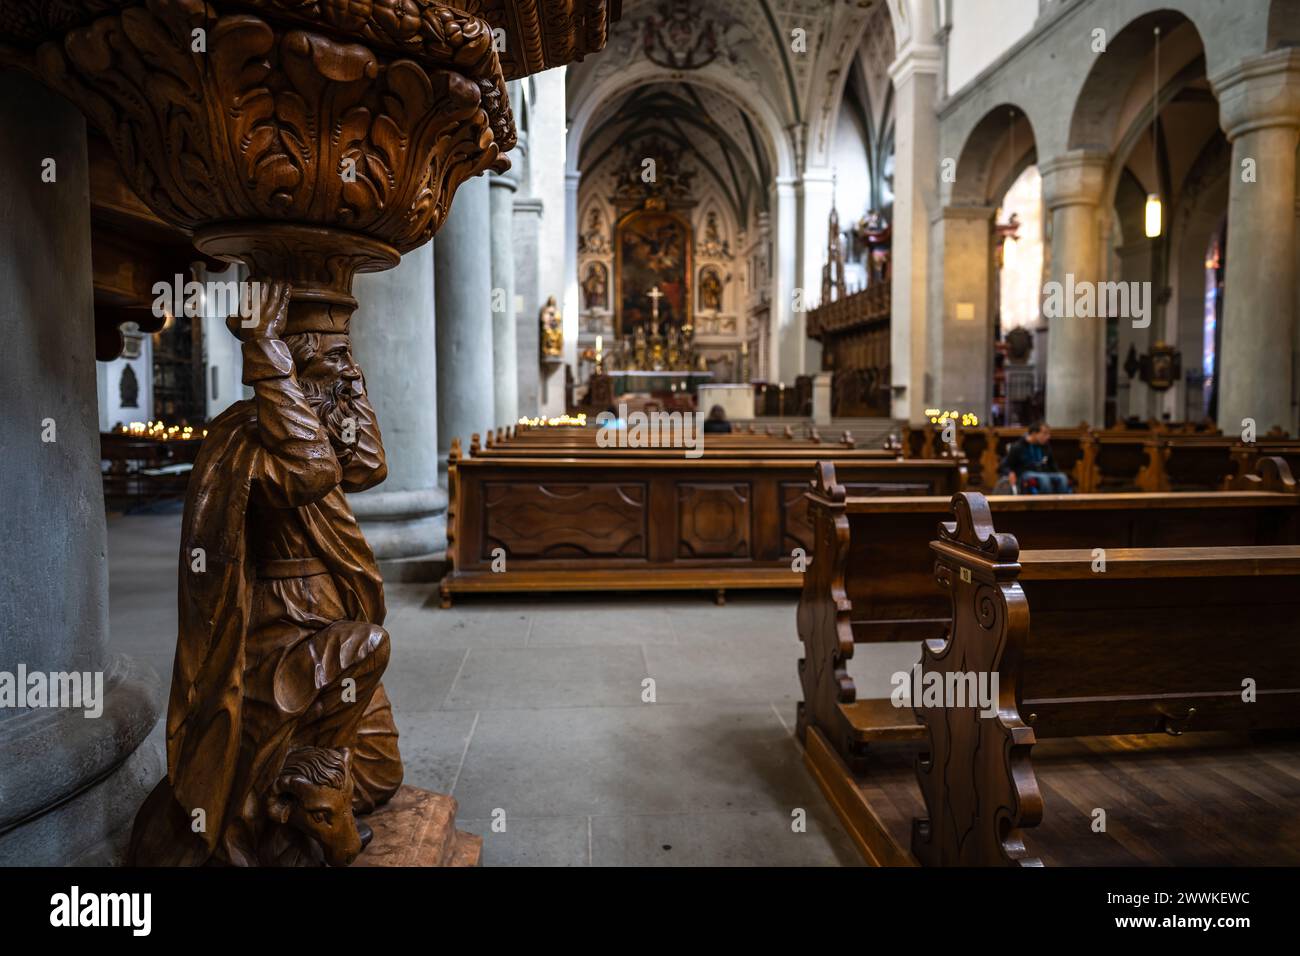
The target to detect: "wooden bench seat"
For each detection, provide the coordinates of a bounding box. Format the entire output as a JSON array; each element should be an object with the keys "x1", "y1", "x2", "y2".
[
  {"x1": 797, "y1": 456, "x2": 1300, "y2": 773},
  {"x1": 803, "y1": 480, "x2": 1300, "y2": 866},
  {"x1": 909, "y1": 494, "x2": 1300, "y2": 866}
]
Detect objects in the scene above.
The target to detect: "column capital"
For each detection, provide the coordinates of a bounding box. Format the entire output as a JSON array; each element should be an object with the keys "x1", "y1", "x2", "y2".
[
  {"x1": 888, "y1": 42, "x2": 943, "y2": 86},
  {"x1": 1038, "y1": 150, "x2": 1109, "y2": 210},
  {"x1": 801, "y1": 167, "x2": 837, "y2": 187},
  {"x1": 1212, "y1": 49, "x2": 1300, "y2": 140},
  {"x1": 514, "y1": 196, "x2": 545, "y2": 216},
  {"x1": 490, "y1": 167, "x2": 519, "y2": 192},
  {"x1": 565, "y1": 170, "x2": 582, "y2": 189},
  {"x1": 939, "y1": 204, "x2": 997, "y2": 222}
]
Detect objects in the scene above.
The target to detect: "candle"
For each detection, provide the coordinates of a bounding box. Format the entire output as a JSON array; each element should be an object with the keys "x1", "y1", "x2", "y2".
[{"x1": 596, "y1": 335, "x2": 603, "y2": 352}]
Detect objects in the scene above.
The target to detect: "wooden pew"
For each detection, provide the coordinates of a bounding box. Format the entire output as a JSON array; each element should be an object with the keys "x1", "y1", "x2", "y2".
[
  {"x1": 474, "y1": 445, "x2": 893, "y2": 460},
  {"x1": 973, "y1": 425, "x2": 1091, "y2": 490},
  {"x1": 1078, "y1": 432, "x2": 1241, "y2": 492},
  {"x1": 797, "y1": 456, "x2": 1299, "y2": 766},
  {"x1": 440, "y1": 444, "x2": 966, "y2": 606},
  {"x1": 1228, "y1": 438, "x2": 1300, "y2": 487},
  {"x1": 100, "y1": 431, "x2": 202, "y2": 509},
  {"x1": 494, "y1": 424, "x2": 856, "y2": 450},
  {"x1": 904, "y1": 423, "x2": 1090, "y2": 490},
  {"x1": 912, "y1": 492, "x2": 1300, "y2": 866}
]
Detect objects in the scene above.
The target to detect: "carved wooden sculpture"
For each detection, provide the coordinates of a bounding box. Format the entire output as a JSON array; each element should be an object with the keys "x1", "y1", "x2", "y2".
[{"x1": 1, "y1": 0, "x2": 617, "y2": 865}]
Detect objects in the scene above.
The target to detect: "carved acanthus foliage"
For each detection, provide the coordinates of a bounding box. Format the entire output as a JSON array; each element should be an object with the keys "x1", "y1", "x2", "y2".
[
  {"x1": 450, "y1": 0, "x2": 618, "y2": 79},
  {"x1": 29, "y1": 1, "x2": 508, "y2": 254}
]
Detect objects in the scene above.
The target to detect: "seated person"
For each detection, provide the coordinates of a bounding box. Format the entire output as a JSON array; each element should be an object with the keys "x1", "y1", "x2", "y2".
[
  {"x1": 999, "y1": 421, "x2": 1071, "y2": 493},
  {"x1": 702, "y1": 404, "x2": 733, "y2": 434}
]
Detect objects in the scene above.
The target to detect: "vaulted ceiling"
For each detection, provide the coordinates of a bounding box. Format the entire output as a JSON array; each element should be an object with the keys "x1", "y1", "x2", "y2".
[
  {"x1": 578, "y1": 81, "x2": 771, "y2": 226},
  {"x1": 568, "y1": 0, "x2": 902, "y2": 226}
]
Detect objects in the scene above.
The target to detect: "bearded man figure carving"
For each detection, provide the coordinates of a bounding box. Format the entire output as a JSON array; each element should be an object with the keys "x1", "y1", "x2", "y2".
[{"x1": 128, "y1": 281, "x2": 403, "y2": 866}]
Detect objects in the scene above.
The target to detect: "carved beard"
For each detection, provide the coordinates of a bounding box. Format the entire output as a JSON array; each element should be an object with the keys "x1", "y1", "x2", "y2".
[{"x1": 300, "y1": 377, "x2": 357, "y2": 464}]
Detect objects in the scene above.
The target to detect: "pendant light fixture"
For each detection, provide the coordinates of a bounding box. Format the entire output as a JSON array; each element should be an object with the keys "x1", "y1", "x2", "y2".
[{"x1": 1145, "y1": 25, "x2": 1163, "y2": 238}]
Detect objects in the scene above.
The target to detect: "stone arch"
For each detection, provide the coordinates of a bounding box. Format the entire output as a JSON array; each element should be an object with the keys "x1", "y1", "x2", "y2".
[
  {"x1": 808, "y1": 0, "x2": 918, "y2": 171},
  {"x1": 952, "y1": 104, "x2": 1038, "y2": 206},
  {"x1": 1068, "y1": 9, "x2": 1209, "y2": 154}
]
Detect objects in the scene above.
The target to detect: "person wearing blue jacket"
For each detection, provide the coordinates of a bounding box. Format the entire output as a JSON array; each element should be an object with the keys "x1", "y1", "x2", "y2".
[{"x1": 999, "y1": 421, "x2": 1072, "y2": 493}]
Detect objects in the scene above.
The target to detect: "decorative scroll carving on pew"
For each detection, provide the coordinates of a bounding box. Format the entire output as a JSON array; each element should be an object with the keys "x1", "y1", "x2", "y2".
[
  {"x1": 911, "y1": 492, "x2": 1038, "y2": 868},
  {"x1": 795, "y1": 463, "x2": 856, "y2": 762}
]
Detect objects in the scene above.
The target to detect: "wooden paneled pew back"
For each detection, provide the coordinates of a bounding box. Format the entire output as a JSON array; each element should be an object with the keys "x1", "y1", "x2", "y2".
[
  {"x1": 975, "y1": 425, "x2": 1091, "y2": 490},
  {"x1": 796, "y1": 457, "x2": 1300, "y2": 775},
  {"x1": 440, "y1": 443, "x2": 967, "y2": 606},
  {"x1": 902, "y1": 423, "x2": 1090, "y2": 489},
  {"x1": 473, "y1": 426, "x2": 892, "y2": 461},
  {"x1": 912, "y1": 492, "x2": 1300, "y2": 866}
]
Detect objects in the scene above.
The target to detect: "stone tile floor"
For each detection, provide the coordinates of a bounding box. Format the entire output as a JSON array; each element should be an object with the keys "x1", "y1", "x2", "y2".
[{"x1": 107, "y1": 510, "x2": 919, "y2": 866}]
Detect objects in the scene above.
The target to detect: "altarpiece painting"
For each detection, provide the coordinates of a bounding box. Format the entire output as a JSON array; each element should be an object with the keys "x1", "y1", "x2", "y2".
[{"x1": 615, "y1": 208, "x2": 692, "y2": 336}]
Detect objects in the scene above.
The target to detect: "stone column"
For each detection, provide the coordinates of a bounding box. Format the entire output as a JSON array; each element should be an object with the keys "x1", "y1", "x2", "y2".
[
  {"x1": 490, "y1": 168, "x2": 520, "y2": 425},
  {"x1": 933, "y1": 205, "x2": 997, "y2": 421},
  {"x1": 514, "y1": 188, "x2": 545, "y2": 418},
  {"x1": 349, "y1": 242, "x2": 448, "y2": 574},
  {"x1": 1212, "y1": 50, "x2": 1300, "y2": 435},
  {"x1": 799, "y1": 167, "x2": 837, "y2": 375},
  {"x1": 888, "y1": 41, "x2": 942, "y2": 422},
  {"x1": 1113, "y1": 239, "x2": 1156, "y2": 421},
  {"x1": 770, "y1": 176, "x2": 800, "y2": 384},
  {"x1": 563, "y1": 169, "x2": 582, "y2": 371},
  {"x1": 0, "y1": 71, "x2": 162, "y2": 866},
  {"x1": 436, "y1": 174, "x2": 496, "y2": 471},
  {"x1": 1040, "y1": 150, "x2": 1109, "y2": 426}
]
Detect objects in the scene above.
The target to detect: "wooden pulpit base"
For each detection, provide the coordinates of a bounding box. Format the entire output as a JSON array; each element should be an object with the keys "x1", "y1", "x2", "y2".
[{"x1": 353, "y1": 786, "x2": 482, "y2": 867}]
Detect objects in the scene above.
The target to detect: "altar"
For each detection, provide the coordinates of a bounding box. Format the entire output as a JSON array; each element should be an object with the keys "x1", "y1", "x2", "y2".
[{"x1": 609, "y1": 370, "x2": 712, "y2": 395}]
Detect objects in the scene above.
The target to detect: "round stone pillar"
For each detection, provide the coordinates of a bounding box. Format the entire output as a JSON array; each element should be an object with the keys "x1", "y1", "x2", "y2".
[
  {"x1": 490, "y1": 168, "x2": 520, "y2": 426},
  {"x1": 0, "y1": 71, "x2": 162, "y2": 866},
  {"x1": 350, "y1": 242, "x2": 448, "y2": 572},
  {"x1": 1040, "y1": 150, "x2": 1109, "y2": 427},
  {"x1": 436, "y1": 175, "x2": 496, "y2": 471},
  {"x1": 1212, "y1": 49, "x2": 1300, "y2": 435}
]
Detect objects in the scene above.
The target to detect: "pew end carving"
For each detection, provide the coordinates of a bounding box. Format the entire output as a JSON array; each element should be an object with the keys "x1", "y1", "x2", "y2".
[{"x1": 911, "y1": 493, "x2": 1040, "y2": 867}]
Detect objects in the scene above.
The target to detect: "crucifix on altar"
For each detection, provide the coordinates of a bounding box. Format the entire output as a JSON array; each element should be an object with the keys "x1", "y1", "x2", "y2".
[{"x1": 646, "y1": 284, "x2": 665, "y2": 328}]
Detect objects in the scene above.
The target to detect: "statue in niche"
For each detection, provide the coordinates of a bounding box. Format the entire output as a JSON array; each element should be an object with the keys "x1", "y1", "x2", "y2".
[
  {"x1": 128, "y1": 282, "x2": 402, "y2": 867},
  {"x1": 699, "y1": 211, "x2": 731, "y2": 259},
  {"x1": 119, "y1": 363, "x2": 140, "y2": 409},
  {"x1": 699, "y1": 267, "x2": 723, "y2": 312},
  {"x1": 583, "y1": 262, "x2": 609, "y2": 311},
  {"x1": 540, "y1": 296, "x2": 564, "y2": 358},
  {"x1": 580, "y1": 209, "x2": 609, "y2": 256}
]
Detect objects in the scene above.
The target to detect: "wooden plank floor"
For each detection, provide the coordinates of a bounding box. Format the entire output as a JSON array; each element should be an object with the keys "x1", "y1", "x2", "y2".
[
  {"x1": 809, "y1": 726, "x2": 1300, "y2": 866},
  {"x1": 1029, "y1": 732, "x2": 1300, "y2": 866}
]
